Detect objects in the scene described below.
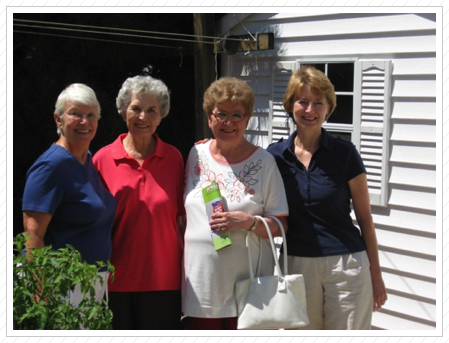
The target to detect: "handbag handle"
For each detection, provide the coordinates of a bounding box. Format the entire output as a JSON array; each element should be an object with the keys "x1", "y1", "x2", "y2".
[
  {"x1": 246, "y1": 216, "x2": 287, "y2": 282},
  {"x1": 269, "y1": 216, "x2": 288, "y2": 273}
]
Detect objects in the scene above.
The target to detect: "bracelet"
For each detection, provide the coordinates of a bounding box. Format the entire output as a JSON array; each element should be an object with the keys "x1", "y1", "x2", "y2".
[{"x1": 248, "y1": 216, "x2": 258, "y2": 231}]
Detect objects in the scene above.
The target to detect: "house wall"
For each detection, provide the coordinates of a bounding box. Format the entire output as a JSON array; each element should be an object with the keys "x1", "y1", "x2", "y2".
[{"x1": 216, "y1": 12, "x2": 437, "y2": 330}]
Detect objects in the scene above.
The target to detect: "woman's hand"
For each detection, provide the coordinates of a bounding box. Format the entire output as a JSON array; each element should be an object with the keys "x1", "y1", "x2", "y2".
[
  {"x1": 194, "y1": 138, "x2": 212, "y2": 145},
  {"x1": 210, "y1": 211, "x2": 253, "y2": 232},
  {"x1": 210, "y1": 212, "x2": 288, "y2": 239},
  {"x1": 372, "y1": 271, "x2": 388, "y2": 312}
]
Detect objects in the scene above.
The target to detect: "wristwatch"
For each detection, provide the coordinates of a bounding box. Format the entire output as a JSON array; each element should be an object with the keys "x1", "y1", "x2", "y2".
[{"x1": 248, "y1": 216, "x2": 258, "y2": 231}]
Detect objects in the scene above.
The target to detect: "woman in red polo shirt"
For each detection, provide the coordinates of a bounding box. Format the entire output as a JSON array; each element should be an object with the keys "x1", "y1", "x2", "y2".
[{"x1": 93, "y1": 75, "x2": 185, "y2": 330}]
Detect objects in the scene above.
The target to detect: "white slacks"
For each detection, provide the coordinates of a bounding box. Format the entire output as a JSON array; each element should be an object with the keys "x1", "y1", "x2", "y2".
[
  {"x1": 66, "y1": 271, "x2": 109, "y2": 330},
  {"x1": 281, "y1": 251, "x2": 373, "y2": 330},
  {"x1": 68, "y1": 271, "x2": 109, "y2": 306}
]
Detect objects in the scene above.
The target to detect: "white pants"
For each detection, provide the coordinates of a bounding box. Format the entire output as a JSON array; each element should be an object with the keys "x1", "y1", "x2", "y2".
[
  {"x1": 66, "y1": 271, "x2": 109, "y2": 330},
  {"x1": 281, "y1": 251, "x2": 373, "y2": 330}
]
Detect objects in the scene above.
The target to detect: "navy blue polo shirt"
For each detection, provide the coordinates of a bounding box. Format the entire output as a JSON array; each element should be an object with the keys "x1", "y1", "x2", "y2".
[{"x1": 267, "y1": 129, "x2": 367, "y2": 257}]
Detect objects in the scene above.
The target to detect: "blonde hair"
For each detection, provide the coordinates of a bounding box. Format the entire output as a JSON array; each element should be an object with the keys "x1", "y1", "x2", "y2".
[
  {"x1": 283, "y1": 66, "x2": 337, "y2": 119},
  {"x1": 203, "y1": 77, "x2": 254, "y2": 119}
]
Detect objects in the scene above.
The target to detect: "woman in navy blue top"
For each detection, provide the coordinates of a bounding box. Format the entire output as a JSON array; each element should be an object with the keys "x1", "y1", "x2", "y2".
[
  {"x1": 267, "y1": 66, "x2": 387, "y2": 330},
  {"x1": 22, "y1": 84, "x2": 117, "y2": 318}
]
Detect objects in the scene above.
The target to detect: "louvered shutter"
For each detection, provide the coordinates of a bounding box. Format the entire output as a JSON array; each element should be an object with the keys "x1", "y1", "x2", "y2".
[
  {"x1": 268, "y1": 62, "x2": 296, "y2": 144},
  {"x1": 354, "y1": 60, "x2": 392, "y2": 207}
]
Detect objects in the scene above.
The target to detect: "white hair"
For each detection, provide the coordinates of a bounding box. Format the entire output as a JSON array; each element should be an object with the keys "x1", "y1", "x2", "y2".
[
  {"x1": 54, "y1": 83, "x2": 101, "y2": 135},
  {"x1": 116, "y1": 75, "x2": 170, "y2": 119}
]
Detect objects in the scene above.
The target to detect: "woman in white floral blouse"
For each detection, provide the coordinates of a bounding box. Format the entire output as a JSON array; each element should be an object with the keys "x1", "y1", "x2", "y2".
[{"x1": 182, "y1": 77, "x2": 289, "y2": 330}]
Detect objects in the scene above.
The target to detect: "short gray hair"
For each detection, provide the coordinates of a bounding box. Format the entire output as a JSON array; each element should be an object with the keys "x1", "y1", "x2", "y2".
[
  {"x1": 54, "y1": 83, "x2": 101, "y2": 135},
  {"x1": 116, "y1": 75, "x2": 170, "y2": 119}
]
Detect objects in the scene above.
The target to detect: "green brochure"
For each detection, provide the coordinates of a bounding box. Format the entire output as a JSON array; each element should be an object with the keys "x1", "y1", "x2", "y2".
[{"x1": 202, "y1": 182, "x2": 232, "y2": 250}]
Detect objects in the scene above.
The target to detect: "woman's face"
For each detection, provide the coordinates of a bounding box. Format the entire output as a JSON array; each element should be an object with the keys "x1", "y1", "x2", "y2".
[
  {"x1": 208, "y1": 101, "x2": 249, "y2": 143},
  {"x1": 124, "y1": 93, "x2": 162, "y2": 139},
  {"x1": 54, "y1": 101, "x2": 99, "y2": 147},
  {"x1": 292, "y1": 85, "x2": 330, "y2": 132}
]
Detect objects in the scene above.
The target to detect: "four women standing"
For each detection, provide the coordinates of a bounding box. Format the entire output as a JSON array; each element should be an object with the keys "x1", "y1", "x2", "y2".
[{"x1": 22, "y1": 69, "x2": 386, "y2": 330}]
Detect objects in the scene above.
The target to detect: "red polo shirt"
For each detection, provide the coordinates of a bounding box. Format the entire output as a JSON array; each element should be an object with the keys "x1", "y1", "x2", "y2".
[{"x1": 93, "y1": 133, "x2": 185, "y2": 292}]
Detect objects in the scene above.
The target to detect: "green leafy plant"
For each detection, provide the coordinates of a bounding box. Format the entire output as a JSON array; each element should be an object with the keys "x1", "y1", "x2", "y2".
[{"x1": 13, "y1": 233, "x2": 115, "y2": 330}]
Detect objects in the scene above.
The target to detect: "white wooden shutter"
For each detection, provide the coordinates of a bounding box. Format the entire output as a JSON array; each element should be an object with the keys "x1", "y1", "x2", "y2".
[
  {"x1": 354, "y1": 60, "x2": 392, "y2": 207},
  {"x1": 268, "y1": 62, "x2": 296, "y2": 145}
]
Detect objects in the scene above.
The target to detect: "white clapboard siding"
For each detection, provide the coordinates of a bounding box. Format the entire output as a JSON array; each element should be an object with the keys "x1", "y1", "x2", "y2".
[
  {"x1": 218, "y1": 12, "x2": 437, "y2": 331},
  {"x1": 372, "y1": 206, "x2": 436, "y2": 234},
  {"x1": 392, "y1": 99, "x2": 436, "y2": 120},
  {"x1": 389, "y1": 164, "x2": 436, "y2": 189},
  {"x1": 390, "y1": 143, "x2": 436, "y2": 166},
  {"x1": 372, "y1": 310, "x2": 435, "y2": 330}
]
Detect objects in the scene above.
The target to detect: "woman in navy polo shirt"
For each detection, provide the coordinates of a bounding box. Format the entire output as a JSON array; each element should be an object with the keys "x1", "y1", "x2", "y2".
[{"x1": 267, "y1": 66, "x2": 387, "y2": 330}]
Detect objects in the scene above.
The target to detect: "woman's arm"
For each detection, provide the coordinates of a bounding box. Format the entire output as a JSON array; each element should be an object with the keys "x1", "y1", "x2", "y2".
[
  {"x1": 22, "y1": 210, "x2": 52, "y2": 303},
  {"x1": 23, "y1": 210, "x2": 52, "y2": 253},
  {"x1": 177, "y1": 215, "x2": 187, "y2": 236},
  {"x1": 349, "y1": 173, "x2": 388, "y2": 312}
]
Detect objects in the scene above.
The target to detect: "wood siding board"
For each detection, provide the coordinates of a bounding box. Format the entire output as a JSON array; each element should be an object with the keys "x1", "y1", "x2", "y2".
[
  {"x1": 389, "y1": 187, "x2": 436, "y2": 211},
  {"x1": 376, "y1": 229, "x2": 435, "y2": 257},
  {"x1": 390, "y1": 122, "x2": 436, "y2": 143},
  {"x1": 381, "y1": 208, "x2": 438, "y2": 231},
  {"x1": 392, "y1": 78, "x2": 436, "y2": 98},
  {"x1": 390, "y1": 144, "x2": 436, "y2": 166},
  {"x1": 392, "y1": 99, "x2": 436, "y2": 120},
  {"x1": 379, "y1": 250, "x2": 435, "y2": 279},
  {"x1": 228, "y1": 14, "x2": 435, "y2": 40},
  {"x1": 390, "y1": 164, "x2": 436, "y2": 188},
  {"x1": 373, "y1": 310, "x2": 435, "y2": 335}
]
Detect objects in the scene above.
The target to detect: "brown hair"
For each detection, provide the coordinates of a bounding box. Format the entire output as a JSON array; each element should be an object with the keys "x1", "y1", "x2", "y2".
[
  {"x1": 203, "y1": 77, "x2": 254, "y2": 119},
  {"x1": 283, "y1": 65, "x2": 337, "y2": 120}
]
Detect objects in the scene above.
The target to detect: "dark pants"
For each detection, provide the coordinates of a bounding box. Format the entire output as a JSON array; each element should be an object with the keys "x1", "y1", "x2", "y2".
[
  {"x1": 108, "y1": 290, "x2": 181, "y2": 330},
  {"x1": 187, "y1": 317, "x2": 238, "y2": 330}
]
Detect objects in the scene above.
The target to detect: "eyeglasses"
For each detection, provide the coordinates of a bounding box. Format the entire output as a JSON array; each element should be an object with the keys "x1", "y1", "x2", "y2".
[
  {"x1": 65, "y1": 112, "x2": 100, "y2": 121},
  {"x1": 212, "y1": 112, "x2": 245, "y2": 123}
]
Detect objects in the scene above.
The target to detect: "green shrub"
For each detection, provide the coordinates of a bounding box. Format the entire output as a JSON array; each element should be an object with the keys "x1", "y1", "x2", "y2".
[{"x1": 13, "y1": 233, "x2": 115, "y2": 330}]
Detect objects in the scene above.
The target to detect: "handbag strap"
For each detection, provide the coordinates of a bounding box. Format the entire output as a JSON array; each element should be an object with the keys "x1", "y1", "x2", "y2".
[
  {"x1": 268, "y1": 216, "x2": 288, "y2": 275},
  {"x1": 246, "y1": 216, "x2": 287, "y2": 282}
]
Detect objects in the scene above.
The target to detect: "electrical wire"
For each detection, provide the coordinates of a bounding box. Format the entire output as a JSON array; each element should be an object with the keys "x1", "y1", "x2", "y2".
[
  {"x1": 13, "y1": 29, "x2": 184, "y2": 50},
  {"x1": 13, "y1": 18, "x2": 250, "y2": 45},
  {"x1": 14, "y1": 22, "x2": 215, "y2": 46},
  {"x1": 14, "y1": 17, "x2": 260, "y2": 79}
]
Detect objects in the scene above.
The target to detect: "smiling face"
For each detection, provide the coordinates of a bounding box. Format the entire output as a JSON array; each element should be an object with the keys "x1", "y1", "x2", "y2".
[
  {"x1": 208, "y1": 101, "x2": 249, "y2": 144},
  {"x1": 54, "y1": 101, "x2": 99, "y2": 147},
  {"x1": 124, "y1": 93, "x2": 162, "y2": 139},
  {"x1": 292, "y1": 85, "x2": 330, "y2": 133}
]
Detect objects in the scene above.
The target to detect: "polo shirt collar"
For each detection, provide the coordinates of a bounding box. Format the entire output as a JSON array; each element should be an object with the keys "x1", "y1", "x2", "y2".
[
  {"x1": 320, "y1": 128, "x2": 333, "y2": 152},
  {"x1": 111, "y1": 133, "x2": 164, "y2": 160}
]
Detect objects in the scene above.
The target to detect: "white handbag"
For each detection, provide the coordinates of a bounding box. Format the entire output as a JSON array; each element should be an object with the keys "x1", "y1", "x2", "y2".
[{"x1": 235, "y1": 216, "x2": 309, "y2": 330}]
